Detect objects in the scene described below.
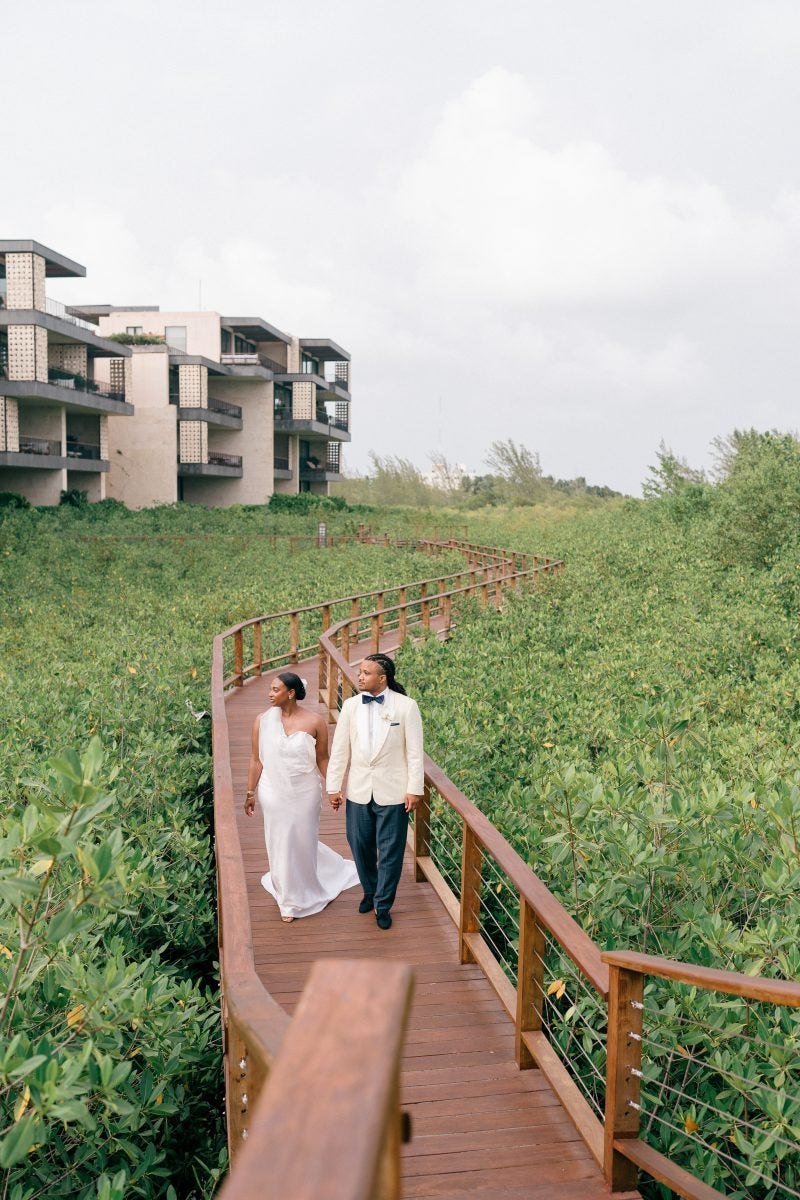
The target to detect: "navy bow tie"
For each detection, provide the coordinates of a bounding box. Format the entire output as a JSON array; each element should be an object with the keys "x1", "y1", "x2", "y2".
[{"x1": 362, "y1": 694, "x2": 385, "y2": 705}]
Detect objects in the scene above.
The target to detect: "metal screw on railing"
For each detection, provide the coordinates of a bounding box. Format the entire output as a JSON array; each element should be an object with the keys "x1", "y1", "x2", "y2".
[
  {"x1": 242, "y1": 1129, "x2": 249, "y2": 1140},
  {"x1": 241, "y1": 1093, "x2": 248, "y2": 1111},
  {"x1": 238, "y1": 1057, "x2": 247, "y2": 1075}
]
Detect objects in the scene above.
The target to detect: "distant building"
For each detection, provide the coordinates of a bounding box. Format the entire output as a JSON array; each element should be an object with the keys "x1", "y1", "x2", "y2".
[
  {"x1": 0, "y1": 240, "x2": 133, "y2": 504},
  {"x1": 0, "y1": 239, "x2": 352, "y2": 507}
]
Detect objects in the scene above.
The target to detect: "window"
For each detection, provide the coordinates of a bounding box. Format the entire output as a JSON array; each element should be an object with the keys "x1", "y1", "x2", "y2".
[
  {"x1": 234, "y1": 334, "x2": 256, "y2": 354},
  {"x1": 301, "y1": 355, "x2": 318, "y2": 375},
  {"x1": 220, "y1": 328, "x2": 232, "y2": 353},
  {"x1": 164, "y1": 325, "x2": 187, "y2": 352},
  {"x1": 126, "y1": 326, "x2": 143, "y2": 335}
]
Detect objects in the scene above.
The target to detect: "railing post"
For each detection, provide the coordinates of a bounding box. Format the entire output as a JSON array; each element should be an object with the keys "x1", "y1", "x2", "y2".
[
  {"x1": 371, "y1": 614, "x2": 380, "y2": 652},
  {"x1": 253, "y1": 622, "x2": 263, "y2": 677},
  {"x1": 438, "y1": 577, "x2": 445, "y2": 615},
  {"x1": 351, "y1": 597, "x2": 360, "y2": 646},
  {"x1": 319, "y1": 605, "x2": 330, "y2": 694},
  {"x1": 234, "y1": 630, "x2": 244, "y2": 687},
  {"x1": 398, "y1": 588, "x2": 407, "y2": 641},
  {"x1": 515, "y1": 898, "x2": 545, "y2": 1069},
  {"x1": 459, "y1": 823, "x2": 482, "y2": 964},
  {"x1": 289, "y1": 612, "x2": 299, "y2": 664},
  {"x1": 421, "y1": 581, "x2": 430, "y2": 630},
  {"x1": 377, "y1": 591, "x2": 385, "y2": 635},
  {"x1": 341, "y1": 623, "x2": 353, "y2": 701},
  {"x1": 532, "y1": 554, "x2": 540, "y2": 589},
  {"x1": 444, "y1": 593, "x2": 452, "y2": 635},
  {"x1": 326, "y1": 631, "x2": 339, "y2": 718},
  {"x1": 413, "y1": 783, "x2": 431, "y2": 882},
  {"x1": 604, "y1": 965, "x2": 644, "y2": 1193},
  {"x1": 480, "y1": 567, "x2": 490, "y2": 608},
  {"x1": 494, "y1": 577, "x2": 502, "y2": 609}
]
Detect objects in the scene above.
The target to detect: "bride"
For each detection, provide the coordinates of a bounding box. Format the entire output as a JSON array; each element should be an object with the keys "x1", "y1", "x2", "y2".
[{"x1": 243, "y1": 671, "x2": 359, "y2": 921}]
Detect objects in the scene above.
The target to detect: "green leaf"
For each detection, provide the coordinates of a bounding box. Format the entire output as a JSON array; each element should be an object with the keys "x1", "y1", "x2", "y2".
[{"x1": 0, "y1": 1113, "x2": 42, "y2": 1168}]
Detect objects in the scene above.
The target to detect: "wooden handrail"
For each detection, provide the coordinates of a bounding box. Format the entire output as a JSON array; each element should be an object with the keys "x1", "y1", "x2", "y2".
[
  {"x1": 218, "y1": 960, "x2": 413, "y2": 1200},
  {"x1": 603, "y1": 949, "x2": 800, "y2": 1006}
]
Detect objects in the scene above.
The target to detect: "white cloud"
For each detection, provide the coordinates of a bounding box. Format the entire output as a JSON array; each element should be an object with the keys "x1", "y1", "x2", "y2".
[{"x1": 394, "y1": 67, "x2": 794, "y2": 308}]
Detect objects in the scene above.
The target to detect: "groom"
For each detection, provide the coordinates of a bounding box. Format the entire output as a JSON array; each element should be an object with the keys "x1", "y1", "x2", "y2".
[{"x1": 326, "y1": 652, "x2": 424, "y2": 930}]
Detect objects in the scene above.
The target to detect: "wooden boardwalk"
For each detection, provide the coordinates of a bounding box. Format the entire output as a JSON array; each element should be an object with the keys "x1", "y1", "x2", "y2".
[{"x1": 226, "y1": 641, "x2": 626, "y2": 1199}]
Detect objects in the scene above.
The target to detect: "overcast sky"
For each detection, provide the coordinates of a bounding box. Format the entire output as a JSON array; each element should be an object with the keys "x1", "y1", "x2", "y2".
[{"x1": 6, "y1": 1, "x2": 800, "y2": 493}]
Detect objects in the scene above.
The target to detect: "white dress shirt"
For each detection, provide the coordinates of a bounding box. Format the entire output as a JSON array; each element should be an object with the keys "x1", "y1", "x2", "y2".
[{"x1": 363, "y1": 687, "x2": 388, "y2": 758}]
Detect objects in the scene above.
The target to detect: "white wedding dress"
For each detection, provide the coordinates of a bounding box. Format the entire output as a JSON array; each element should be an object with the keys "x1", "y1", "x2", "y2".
[{"x1": 257, "y1": 707, "x2": 359, "y2": 919}]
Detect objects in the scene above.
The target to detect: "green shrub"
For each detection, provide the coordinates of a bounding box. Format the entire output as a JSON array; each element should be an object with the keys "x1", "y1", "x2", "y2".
[
  {"x1": 267, "y1": 492, "x2": 349, "y2": 513},
  {"x1": 0, "y1": 493, "x2": 30, "y2": 511},
  {"x1": 59, "y1": 489, "x2": 89, "y2": 509}
]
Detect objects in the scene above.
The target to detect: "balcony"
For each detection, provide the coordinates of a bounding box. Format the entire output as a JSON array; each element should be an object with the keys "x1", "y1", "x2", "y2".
[
  {"x1": 172, "y1": 393, "x2": 243, "y2": 429},
  {"x1": 20, "y1": 436, "x2": 62, "y2": 456},
  {"x1": 300, "y1": 449, "x2": 343, "y2": 482},
  {"x1": 0, "y1": 436, "x2": 67, "y2": 470},
  {"x1": 273, "y1": 403, "x2": 350, "y2": 441},
  {"x1": 209, "y1": 396, "x2": 242, "y2": 419},
  {"x1": 219, "y1": 352, "x2": 285, "y2": 373},
  {"x1": 48, "y1": 366, "x2": 125, "y2": 403},
  {"x1": 67, "y1": 441, "x2": 101, "y2": 460},
  {"x1": 45, "y1": 297, "x2": 97, "y2": 332},
  {"x1": 178, "y1": 451, "x2": 243, "y2": 479},
  {"x1": 273, "y1": 455, "x2": 292, "y2": 480}
]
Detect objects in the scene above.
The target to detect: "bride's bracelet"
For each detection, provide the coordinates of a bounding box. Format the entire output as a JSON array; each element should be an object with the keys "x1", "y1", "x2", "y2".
[{"x1": 245, "y1": 789, "x2": 255, "y2": 799}]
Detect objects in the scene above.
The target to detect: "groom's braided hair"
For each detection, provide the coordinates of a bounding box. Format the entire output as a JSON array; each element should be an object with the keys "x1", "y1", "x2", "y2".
[{"x1": 364, "y1": 653, "x2": 407, "y2": 695}]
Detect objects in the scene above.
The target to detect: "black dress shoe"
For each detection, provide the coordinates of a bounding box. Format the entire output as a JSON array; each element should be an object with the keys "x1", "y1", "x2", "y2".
[
  {"x1": 358, "y1": 896, "x2": 374, "y2": 914},
  {"x1": 376, "y1": 911, "x2": 392, "y2": 930}
]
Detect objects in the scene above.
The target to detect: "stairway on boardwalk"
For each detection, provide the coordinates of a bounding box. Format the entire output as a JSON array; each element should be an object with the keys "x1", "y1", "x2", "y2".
[{"x1": 225, "y1": 638, "x2": 635, "y2": 1199}]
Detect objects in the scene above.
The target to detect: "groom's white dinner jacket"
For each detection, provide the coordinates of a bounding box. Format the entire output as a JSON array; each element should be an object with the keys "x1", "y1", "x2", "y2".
[{"x1": 326, "y1": 690, "x2": 424, "y2": 806}]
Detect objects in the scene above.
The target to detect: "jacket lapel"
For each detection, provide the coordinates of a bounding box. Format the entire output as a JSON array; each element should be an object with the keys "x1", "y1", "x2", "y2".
[{"x1": 370, "y1": 692, "x2": 395, "y2": 760}]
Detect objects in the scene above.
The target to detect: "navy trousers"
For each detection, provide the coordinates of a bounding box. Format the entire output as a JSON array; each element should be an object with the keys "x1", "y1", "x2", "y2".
[{"x1": 345, "y1": 798, "x2": 408, "y2": 914}]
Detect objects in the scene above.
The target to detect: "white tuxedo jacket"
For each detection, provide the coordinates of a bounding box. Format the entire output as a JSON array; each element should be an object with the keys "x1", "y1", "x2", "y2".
[{"x1": 326, "y1": 691, "x2": 424, "y2": 806}]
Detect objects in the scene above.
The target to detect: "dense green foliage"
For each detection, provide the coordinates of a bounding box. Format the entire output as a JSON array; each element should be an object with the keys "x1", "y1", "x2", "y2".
[
  {"x1": 0, "y1": 504, "x2": 452, "y2": 1199},
  {"x1": 397, "y1": 435, "x2": 800, "y2": 1198},
  {"x1": 2, "y1": 428, "x2": 798, "y2": 1197}
]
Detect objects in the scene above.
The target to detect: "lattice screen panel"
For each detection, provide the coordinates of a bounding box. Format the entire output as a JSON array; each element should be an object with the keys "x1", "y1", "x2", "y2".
[
  {"x1": 8, "y1": 325, "x2": 48, "y2": 381},
  {"x1": 179, "y1": 420, "x2": 207, "y2": 463},
  {"x1": 0, "y1": 397, "x2": 20, "y2": 451},
  {"x1": 292, "y1": 381, "x2": 314, "y2": 419},
  {"x1": 179, "y1": 364, "x2": 207, "y2": 408},
  {"x1": 109, "y1": 358, "x2": 127, "y2": 396},
  {"x1": 48, "y1": 342, "x2": 87, "y2": 374},
  {"x1": 99, "y1": 416, "x2": 109, "y2": 460}
]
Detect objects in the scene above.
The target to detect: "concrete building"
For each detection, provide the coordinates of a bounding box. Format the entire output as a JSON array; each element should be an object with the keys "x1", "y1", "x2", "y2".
[
  {"x1": 72, "y1": 306, "x2": 352, "y2": 507},
  {"x1": 0, "y1": 241, "x2": 133, "y2": 504},
  {"x1": 0, "y1": 238, "x2": 352, "y2": 508}
]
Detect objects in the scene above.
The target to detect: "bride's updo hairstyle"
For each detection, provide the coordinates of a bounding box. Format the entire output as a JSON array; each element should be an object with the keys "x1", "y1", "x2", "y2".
[
  {"x1": 277, "y1": 671, "x2": 306, "y2": 700},
  {"x1": 364, "y1": 653, "x2": 407, "y2": 696}
]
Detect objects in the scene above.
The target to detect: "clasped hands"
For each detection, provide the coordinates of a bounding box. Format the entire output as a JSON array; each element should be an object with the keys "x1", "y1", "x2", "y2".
[{"x1": 327, "y1": 792, "x2": 421, "y2": 813}]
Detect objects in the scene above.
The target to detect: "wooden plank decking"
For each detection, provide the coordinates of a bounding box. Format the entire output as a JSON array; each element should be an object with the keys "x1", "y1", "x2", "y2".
[{"x1": 225, "y1": 642, "x2": 624, "y2": 1198}]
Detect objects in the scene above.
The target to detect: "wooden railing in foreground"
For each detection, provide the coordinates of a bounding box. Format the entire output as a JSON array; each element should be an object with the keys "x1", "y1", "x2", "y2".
[
  {"x1": 317, "y1": 548, "x2": 800, "y2": 1200},
  {"x1": 217, "y1": 960, "x2": 413, "y2": 1200}
]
